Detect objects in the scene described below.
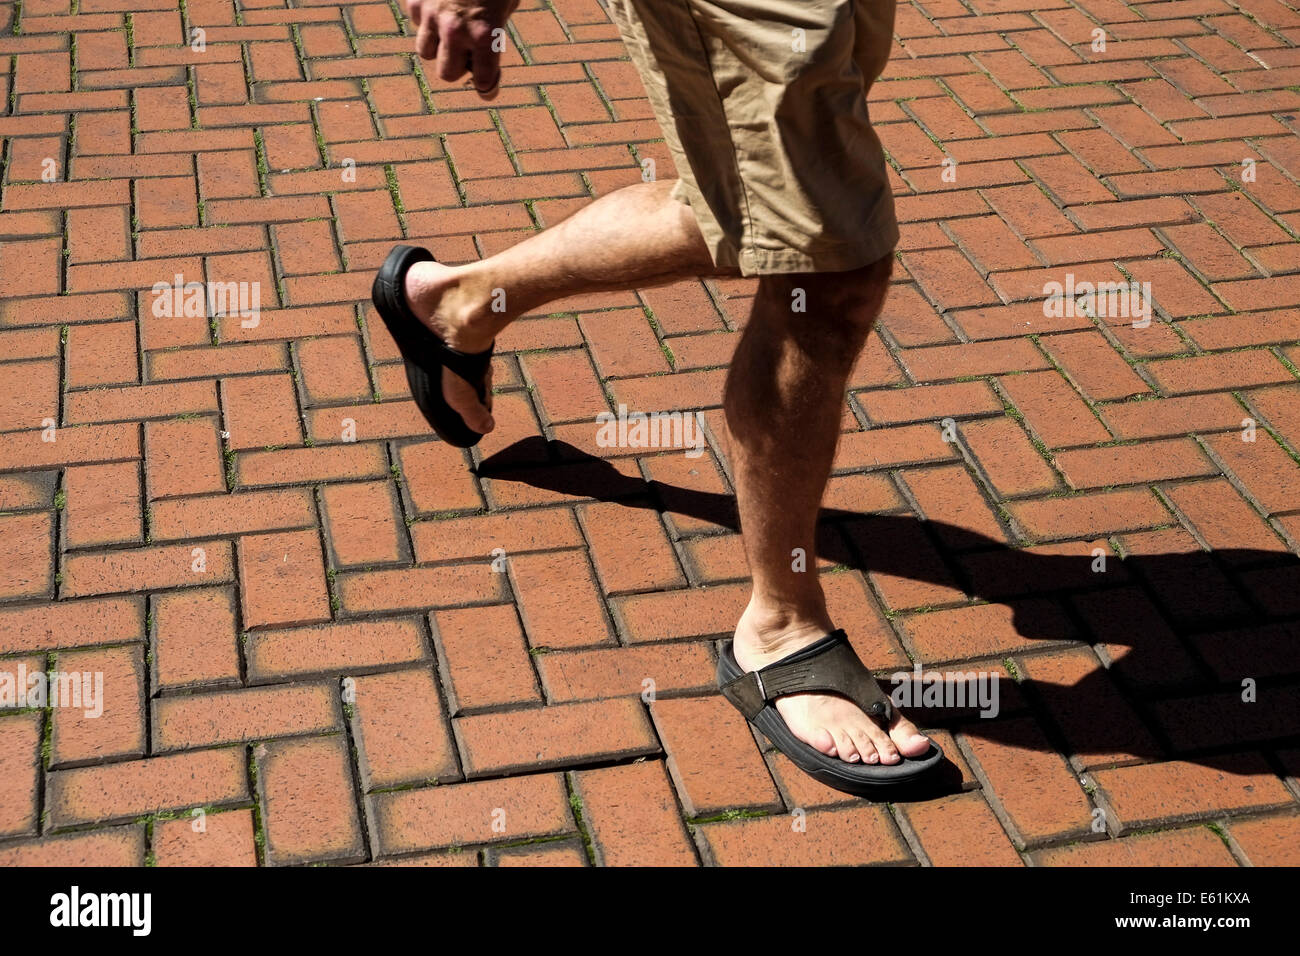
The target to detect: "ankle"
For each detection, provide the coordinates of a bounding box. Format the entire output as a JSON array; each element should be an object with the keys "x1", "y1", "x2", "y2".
[
  {"x1": 406, "y1": 262, "x2": 504, "y2": 352},
  {"x1": 735, "y1": 597, "x2": 832, "y2": 653},
  {"x1": 450, "y1": 263, "x2": 516, "y2": 345}
]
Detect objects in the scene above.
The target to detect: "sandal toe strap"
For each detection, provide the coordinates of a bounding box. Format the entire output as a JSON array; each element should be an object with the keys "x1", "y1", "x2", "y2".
[{"x1": 721, "y1": 630, "x2": 893, "y2": 723}]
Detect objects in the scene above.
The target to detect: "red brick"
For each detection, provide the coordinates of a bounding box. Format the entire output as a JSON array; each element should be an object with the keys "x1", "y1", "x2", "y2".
[
  {"x1": 64, "y1": 380, "x2": 217, "y2": 425},
  {"x1": 615, "y1": 582, "x2": 751, "y2": 643},
  {"x1": 47, "y1": 747, "x2": 249, "y2": 826},
  {"x1": 256, "y1": 735, "x2": 365, "y2": 865},
  {"x1": 237, "y1": 530, "x2": 331, "y2": 628},
  {"x1": 491, "y1": 841, "x2": 587, "y2": 866},
  {"x1": 962, "y1": 416, "x2": 1060, "y2": 496},
  {"x1": 902, "y1": 600, "x2": 1074, "y2": 661},
  {"x1": 144, "y1": 418, "x2": 226, "y2": 498},
  {"x1": 350, "y1": 667, "x2": 459, "y2": 790},
  {"x1": 1205, "y1": 431, "x2": 1300, "y2": 515},
  {"x1": 0, "y1": 359, "x2": 59, "y2": 428},
  {"x1": 63, "y1": 461, "x2": 142, "y2": 548},
  {"x1": 153, "y1": 808, "x2": 259, "y2": 867},
  {"x1": 320, "y1": 479, "x2": 405, "y2": 566},
  {"x1": 1009, "y1": 488, "x2": 1171, "y2": 540},
  {"x1": 151, "y1": 587, "x2": 241, "y2": 690},
  {"x1": 398, "y1": 441, "x2": 484, "y2": 515},
  {"x1": 901, "y1": 463, "x2": 1008, "y2": 547},
  {"x1": 49, "y1": 644, "x2": 146, "y2": 766},
  {"x1": 1091, "y1": 755, "x2": 1293, "y2": 831},
  {"x1": 0, "y1": 596, "x2": 143, "y2": 657},
  {"x1": 1032, "y1": 827, "x2": 1238, "y2": 866},
  {"x1": 295, "y1": 334, "x2": 370, "y2": 403},
  {"x1": 1227, "y1": 813, "x2": 1300, "y2": 866},
  {"x1": 509, "y1": 549, "x2": 613, "y2": 648},
  {"x1": 247, "y1": 618, "x2": 427, "y2": 680},
  {"x1": 537, "y1": 642, "x2": 714, "y2": 703},
  {"x1": 1054, "y1": 438, "x2": 1215, "y2": 489},
  {"x1": 433, "y1": 604, "x2": 540, "y2": 711},
  {"x1": 0, "y1": 713, "x2": 41, "y2": 838},
  {"x1": 901, "y1": 791, "x2": 1024, "y2": 866},
  {"x1": 699, "y1": 804, "x2": 913, "y2": 866},
  {"x1": 575, "y1": 761, "x2": 697, "y2": 866},
  {"x1": 650, "y1": 694, "x2": 781, "y2": 816},
  {"x1": 0, "y1": 827, "x2": 145, "y2": 866},
  {"x1": 236, "y1": 442, "x2": 389, "y2": 486},
  {"x1": 456, "y1": 697, "x2": 657, "y2": 776},
  {"x1": 1166, "y1": 478, "x2": 1290, "y2": 555},
  {"x1": 371, "y1": 773, "x2": 573, "y2": 855},
  {"x1": 221, "y1": 374, "x2": 302, "y2": 450},
  {"x1": 963, "y1": 717, "x2": 1095, "y2": 845},
  {"x1": 65, "y1": 319, "x2": 137, "y2": 386},
  {"x1": 337, "y1": 563, "x2": 505, "y2": 613},
  {"x1": 1099, "y1": 393, "x2": 1247, "y2": 439},
  {"x1": 154, "y1": 682, "x2": 338, "y2": 751},
  {"x1": 150, "y1": 487, "x2": 315, "y2": 541}
]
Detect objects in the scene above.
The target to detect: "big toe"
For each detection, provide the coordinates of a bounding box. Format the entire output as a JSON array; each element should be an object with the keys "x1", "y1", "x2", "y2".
[{"x1": 890, "y1": 719, "x2": 931, "y2": 758}]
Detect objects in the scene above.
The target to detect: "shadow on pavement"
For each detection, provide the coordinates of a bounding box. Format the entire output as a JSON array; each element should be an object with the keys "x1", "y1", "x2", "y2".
[{"x1": 478, "y1": 437, "x2": 1300, "y2": 786}]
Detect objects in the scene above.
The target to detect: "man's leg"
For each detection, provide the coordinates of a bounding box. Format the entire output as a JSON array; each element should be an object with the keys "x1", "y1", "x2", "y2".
[
  {"x1": 400, "y1": 179, "x2": 729, "y2": 433},
  {"x1": 726, "y1": 256, "x2": 931, "y2": 764}
]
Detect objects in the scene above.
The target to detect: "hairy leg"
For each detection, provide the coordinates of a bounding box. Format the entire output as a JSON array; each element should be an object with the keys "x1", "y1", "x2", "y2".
[
  {"x1": 401, "y1": 179, "x2": 731, "y2": 433},
  {"x1": 725, "y1": 255, "x2": 931, "y2": 764}
]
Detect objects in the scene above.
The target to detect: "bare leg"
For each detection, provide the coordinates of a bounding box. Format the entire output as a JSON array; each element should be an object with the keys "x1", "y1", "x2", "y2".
[
  {"x1": 400, "y1": 175, "x2": 926, "y2": 762},
  {"x1": 401, "y1": 179, "x2": 730, "y2": 433},
  {"x1": 726, "y1": 256, "x2": 931, "y2": 764}
]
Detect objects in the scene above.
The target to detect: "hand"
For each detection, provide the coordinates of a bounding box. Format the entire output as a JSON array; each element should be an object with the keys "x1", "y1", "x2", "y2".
[{"x1": 406, "y1": 0, "x2": 520, "y2": 99}]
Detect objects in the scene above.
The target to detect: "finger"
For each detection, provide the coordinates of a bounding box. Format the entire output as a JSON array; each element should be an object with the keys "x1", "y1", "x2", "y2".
[
  {"x1": 468, "y1": 26, "x2": 502, "y2": 98},
  {"x1": 434, "y1": 13, "x2": 471, "y2": 82},
  {"x1": 414, "y1": 12, "x2": 438, "y2": 61},
  {"x1": 406, "y1": 0, "x2": 422, "y2": 27}
]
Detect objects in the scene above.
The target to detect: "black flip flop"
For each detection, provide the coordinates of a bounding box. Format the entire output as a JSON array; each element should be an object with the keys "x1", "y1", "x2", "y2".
[
  {"x1": 717, "y1": 630, "x2": 945, "y2": 795},
  {"x1": 371, "y1": 244, "x2": 494, "y2": 448}
]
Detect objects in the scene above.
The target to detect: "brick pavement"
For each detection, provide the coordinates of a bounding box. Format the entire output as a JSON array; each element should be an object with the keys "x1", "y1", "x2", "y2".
[{"x1": 1, "y1": 0, "x2": 1299, "y2": 866}]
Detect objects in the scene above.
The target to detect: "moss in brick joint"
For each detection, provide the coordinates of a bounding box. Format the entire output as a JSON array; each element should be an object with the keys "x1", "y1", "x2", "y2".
[
  {"x1": 252, "y1": 129, "x2": 270, "y2": 195},
  {"x1": 246, "y1": 747, "x2": 269, "y2": 852},
  {"x1": 223, "y1": 447, "x2": 238, "y2": 488},
  {"x1": 326, "y1": 567, "x2": 340, "y2": 614},
  {"x1": 689, "y1": 807, "x2": 768, "y2": 825},
  {"x1": 40, "y1": 711, "x2": 53, "y2": 769},
  {"x1": 564, "y1": 774, "x2": 598, "y2": 865},
  {"x1": 383, "y1": 164, "x2": 406, "y2": 215},
  {"x1": 437, "y1": 144, "x2": 469, "y2": 205}
]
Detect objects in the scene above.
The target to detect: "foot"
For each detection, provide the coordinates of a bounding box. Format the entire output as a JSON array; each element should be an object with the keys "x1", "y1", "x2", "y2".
[
  {"x1": 731, "y1": 603, "x2": 931, "y2": 765},
  {"x1": 403, "y1": 260, "x2": 499, "y2": 436}
]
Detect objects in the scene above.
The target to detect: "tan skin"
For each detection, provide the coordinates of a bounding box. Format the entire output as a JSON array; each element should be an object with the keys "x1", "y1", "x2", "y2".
[{"x1": 402, "y1": 0, "x2": 930, "y2": 765}]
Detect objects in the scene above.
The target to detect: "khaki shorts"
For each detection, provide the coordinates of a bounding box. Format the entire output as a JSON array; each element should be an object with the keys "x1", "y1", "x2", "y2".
[{"x1": 606, "y1": 0, "x2": 899, "y2": 277}]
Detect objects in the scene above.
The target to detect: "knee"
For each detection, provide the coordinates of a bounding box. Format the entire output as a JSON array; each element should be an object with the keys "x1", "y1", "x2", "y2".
[{"x1": 758, "y1": 254, "x2": 893, "y2": 356}]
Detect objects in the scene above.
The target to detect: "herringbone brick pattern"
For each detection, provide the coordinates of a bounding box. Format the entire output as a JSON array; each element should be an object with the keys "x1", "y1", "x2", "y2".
[{"x1": 1, "y1": 0, "x2": 1299, "y2": 866}]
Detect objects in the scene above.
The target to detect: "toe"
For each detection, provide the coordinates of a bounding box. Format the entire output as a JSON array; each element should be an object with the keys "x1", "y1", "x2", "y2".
[
  {"x1": 443, "y1": 371, "x2": 495, "y2": 434},
  {"x1": 829, "y1": 727, "x2": 860, "y2": 763},
  {"x1": 847, "y1": 722, "x2": 880, "y2": 765},
  {"x1": 803, "y1": 725, "x2": 837, "y2": 757},
  {"x1": 862, "y1": 717, "x2": 900, "y2": 765},
  {"x1": 889, "y1": 712, "x2": 932, "y2": 758}
]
